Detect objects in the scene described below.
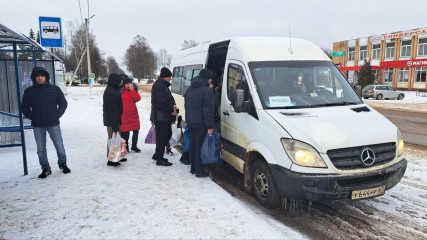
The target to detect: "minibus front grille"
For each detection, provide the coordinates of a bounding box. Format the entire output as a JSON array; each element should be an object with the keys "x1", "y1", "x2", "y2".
[{"x1": 327, "y1": 142, "x2": 396, "y2": 170}]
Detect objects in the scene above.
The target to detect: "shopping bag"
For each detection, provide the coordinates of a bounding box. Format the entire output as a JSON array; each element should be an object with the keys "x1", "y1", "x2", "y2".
[
  {"x1": 182, "y1": 125, "x2": 190, "y2": 153},
  {"x1": 108, "y1": 133, "x2": 122, "y2": 162},
  {"x1": 200, "y1": 132, "x2": 221, "y2": 164},
  {"x1": 120, "y1": 138, "x2": 127, "y2": 158},
  {"x1": 169, "y1": 124, "x2": 181, "y2": 147},
  {"x1": 145, "y1": 126, "x2": 156, "y2": 144}
]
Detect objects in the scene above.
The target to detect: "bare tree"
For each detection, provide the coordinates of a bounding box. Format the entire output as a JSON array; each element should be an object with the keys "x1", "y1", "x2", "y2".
[
  {"x1": 156, "y1": 48, "x2": 172, "y2": 69},
  {"x1": 106, "y1": 56, "x2": 124, "y2": 74},
  {"x1": 54, "y1": 20, "x2": 108, "y2": 79},
  {"x1": 123, "y1": 35, "x2": 157, "y2": 79},
  {"x1": 181, "y1": 40, "x2": 199, "y2": 50},
  {"x1": 322, "y1": 48, "x2": 333, "y2": 60}
]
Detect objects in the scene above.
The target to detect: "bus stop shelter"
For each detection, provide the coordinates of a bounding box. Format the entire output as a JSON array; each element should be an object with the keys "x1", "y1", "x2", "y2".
[{"x1": 0, "y1": 23, "x2": 63, "y2": 175}]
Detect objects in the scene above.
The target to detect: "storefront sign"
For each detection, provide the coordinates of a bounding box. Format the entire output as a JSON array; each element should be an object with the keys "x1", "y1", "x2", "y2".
[
  {"x1": 380, "y1": 59, "x2": 427, "y2": 68},
  {"x1": 382, "y1": 28, "x2": 427, "y2": 40}
]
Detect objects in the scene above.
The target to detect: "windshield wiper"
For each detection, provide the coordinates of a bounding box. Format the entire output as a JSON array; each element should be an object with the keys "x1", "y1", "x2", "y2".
[{"x1": 312, "y1": 102, "x2": 360, "y2": 107}]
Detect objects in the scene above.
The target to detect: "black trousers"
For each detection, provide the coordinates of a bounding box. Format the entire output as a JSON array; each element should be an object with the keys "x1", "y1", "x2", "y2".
[
  {"x1": 120, "y1": 130, "x2": 139, "y2": 149},
  {"x1": 188, "y1": 124, "x2": 207, "y2": 175},
  {"x1": 154, "y1": 122, "x2": 172, "y2": 159}
]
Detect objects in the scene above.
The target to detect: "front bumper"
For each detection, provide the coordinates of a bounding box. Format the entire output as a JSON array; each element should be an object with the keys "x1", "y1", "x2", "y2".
[{"x1": 269, "y1": 159, "x2": 407, "y2": 201}]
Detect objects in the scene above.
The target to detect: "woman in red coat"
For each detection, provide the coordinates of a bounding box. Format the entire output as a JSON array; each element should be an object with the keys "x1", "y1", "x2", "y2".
[{"x1": 120, "y1": 77, "x2": 142, "y2": 152}]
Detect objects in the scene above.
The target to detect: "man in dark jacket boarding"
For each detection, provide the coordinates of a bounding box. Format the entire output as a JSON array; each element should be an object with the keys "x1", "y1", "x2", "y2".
[
  {"x1": 21, "y1": 67, "x2": 70, "y2": 179},
  {"x1": 184, "y1": 69, "x2": 215, "y2": 178},
  {"x1": 151, "y1": 67, "x2": 177, "y2": 166}
]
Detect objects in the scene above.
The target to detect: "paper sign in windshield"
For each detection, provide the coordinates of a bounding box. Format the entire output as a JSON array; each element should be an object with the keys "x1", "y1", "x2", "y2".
[{"x1": 269, "y1": 96, "x2": 292, "y2": 107}]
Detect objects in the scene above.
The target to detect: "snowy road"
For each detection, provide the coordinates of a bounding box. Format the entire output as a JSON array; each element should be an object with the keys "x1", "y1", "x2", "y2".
[{"x1": 208, "y1": 145, "x2": 427, "y2": 240}]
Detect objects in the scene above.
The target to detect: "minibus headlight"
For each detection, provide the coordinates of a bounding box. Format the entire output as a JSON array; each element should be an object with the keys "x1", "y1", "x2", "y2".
[
  {"x1": 281, "y1": 139, "x2": 327, "y2": 168},
  {"x1": 397, "y1": 130, "x2": 404, "y2": 157}
]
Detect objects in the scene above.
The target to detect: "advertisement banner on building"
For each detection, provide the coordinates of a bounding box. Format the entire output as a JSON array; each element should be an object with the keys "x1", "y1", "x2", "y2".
[
  {"x1": 380, "y1": 59, "x2": 427, "y2": 68},
  {"x1": 382, "y1": 28, "x2": 427, "y2": 40}
]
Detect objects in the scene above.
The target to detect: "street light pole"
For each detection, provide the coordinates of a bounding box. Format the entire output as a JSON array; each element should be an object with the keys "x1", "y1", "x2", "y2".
[{"x1": 85, "y1": 17, "x2": 92, "y2": 97}]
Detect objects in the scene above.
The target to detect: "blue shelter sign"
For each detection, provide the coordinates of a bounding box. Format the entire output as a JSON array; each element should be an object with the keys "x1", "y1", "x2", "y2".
[{"x1": 39, "y1": 16, "x2": 63, "y2": 48}]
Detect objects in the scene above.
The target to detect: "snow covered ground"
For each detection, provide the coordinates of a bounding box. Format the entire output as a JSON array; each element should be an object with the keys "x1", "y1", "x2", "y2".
[
  {"x1": 1, "y1": 87, "x2": 426, "y2": 239},
  {"x1": 0, "y1": 87, "x2": 304, "y2": 239}
]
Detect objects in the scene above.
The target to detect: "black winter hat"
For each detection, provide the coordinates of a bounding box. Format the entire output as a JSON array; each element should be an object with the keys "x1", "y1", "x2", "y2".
[
  {"x1": 122, "y1": 77, "x2": 133, "y2": 85},
  {"x1": 31, "y1": 67, "x2": 50, "y2": 82},
  {"x1": 199, "y1": 68, "x2": 214, "y2": 80},
  {"x1": 108, "y1": 73, "x2": 123, "y2": 86},
  {"x1": 160, "y1": 67, "x2": 172, "y2": 78}
]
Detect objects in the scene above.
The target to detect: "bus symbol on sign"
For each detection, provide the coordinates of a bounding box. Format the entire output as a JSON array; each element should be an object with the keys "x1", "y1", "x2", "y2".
[{"x1": 43, "y1": 26, "x2": 59, "y2": 34}]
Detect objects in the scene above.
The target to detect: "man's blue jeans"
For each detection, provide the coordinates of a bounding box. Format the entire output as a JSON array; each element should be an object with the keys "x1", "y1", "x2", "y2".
[{"x1": 33, "y1": 125, "x2": 67, "y2": 170}]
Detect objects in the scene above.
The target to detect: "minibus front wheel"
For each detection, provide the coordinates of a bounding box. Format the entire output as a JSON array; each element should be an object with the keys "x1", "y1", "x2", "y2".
[{"x1": 251, "y1": 160, "x2": 280, "y2": 209}]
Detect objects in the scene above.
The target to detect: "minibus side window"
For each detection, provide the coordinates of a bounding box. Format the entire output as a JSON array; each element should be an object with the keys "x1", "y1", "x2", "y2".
[
  {"x1": 171, "y1": 66, "x2": 182, "y2": 94},
  {"x1": 227, "y1": 64, "x2": 249, "y2": 101}
]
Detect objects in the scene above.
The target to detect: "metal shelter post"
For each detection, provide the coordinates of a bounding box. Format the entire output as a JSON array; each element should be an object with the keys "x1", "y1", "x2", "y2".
[{"x1": 12, "y1": 43, "x2": 28, "y2": 175}]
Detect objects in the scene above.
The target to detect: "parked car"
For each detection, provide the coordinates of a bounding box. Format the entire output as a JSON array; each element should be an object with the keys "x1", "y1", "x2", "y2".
[
  {"x1": 97, "y1": 78, "x2": 107, "y2": 85},
  {"x1": 362, "y1": 85, "x2": 405, "y2": 100},
  {"x1": 66, "y1": 78, "x2": 80, "y2": 86}
]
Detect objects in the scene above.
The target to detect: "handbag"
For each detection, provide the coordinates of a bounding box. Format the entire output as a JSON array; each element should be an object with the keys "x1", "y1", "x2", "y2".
[{"x1": 200, "y1": 132, "x2": 221, "y2": 164}]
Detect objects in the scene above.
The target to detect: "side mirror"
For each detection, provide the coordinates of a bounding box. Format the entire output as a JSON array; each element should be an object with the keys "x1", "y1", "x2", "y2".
[{"x1": 231, "y1": 89, "x2": 245, "y2": 112}]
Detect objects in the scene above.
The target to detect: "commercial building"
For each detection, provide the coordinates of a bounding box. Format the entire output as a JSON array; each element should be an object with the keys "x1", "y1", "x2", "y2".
[{"x1": 332, "y1": 27, "x2": 427, "y2": 90}]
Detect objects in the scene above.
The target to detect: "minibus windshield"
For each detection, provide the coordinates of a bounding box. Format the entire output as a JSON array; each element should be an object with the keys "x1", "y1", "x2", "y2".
[{"x1": 249, "y1": 61, "x2": 362, "y2": 109}]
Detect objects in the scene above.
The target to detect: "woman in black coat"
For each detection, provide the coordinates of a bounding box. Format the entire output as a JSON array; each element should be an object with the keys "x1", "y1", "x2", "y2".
[{"x1": 103, "y1": 73, "x2": 124, "y2": 167}]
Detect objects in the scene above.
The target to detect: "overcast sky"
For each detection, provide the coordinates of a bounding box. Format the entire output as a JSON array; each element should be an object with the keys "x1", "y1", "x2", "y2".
[{"x1": 1, "y1": 0, "x2": 426, "y2": 71}]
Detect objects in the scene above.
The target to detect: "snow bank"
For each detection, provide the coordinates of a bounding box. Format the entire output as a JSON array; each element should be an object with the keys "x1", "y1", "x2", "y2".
[{"x1": 0, "y1": 87, "x2": 303, "y2": 239}]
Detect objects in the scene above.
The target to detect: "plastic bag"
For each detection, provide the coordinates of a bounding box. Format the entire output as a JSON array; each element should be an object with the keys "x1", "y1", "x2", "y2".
[
  {"x1": 200, "y1": 132, "x2": 221, "y2": 164},
  {"x1": 120, "y1": 138, "x2": 127, "y2": 159},
  {"x1": 108, "y1": 133, "x2": 122, "y2": 162},
  {"x1": 182, "y1": 126, "x2": 190, "y2": 152},
  {"x1": 169, "y1": 124, "x2": 181, "y2": 147},
  {"x1": 145, "y1": 126, "x2": 156, "y2": 144}
]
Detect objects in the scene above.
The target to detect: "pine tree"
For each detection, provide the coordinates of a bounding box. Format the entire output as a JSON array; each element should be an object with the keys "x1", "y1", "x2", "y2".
[
  {"x1": 36, "y1": 31, "x2": 40, "y2": 44},
  {"x1": 356, "y1": 59, "x2": 375, "y2": 88},
  {"x1": 29, "y1": 28, "x2": 35, "y2": 40}
]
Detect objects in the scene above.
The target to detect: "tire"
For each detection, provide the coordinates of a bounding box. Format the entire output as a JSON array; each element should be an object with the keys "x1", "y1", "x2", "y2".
[
  {"x1": 397, "y1": 94, "x2": 404, "y2": 100},
  {"x1": 376, "y1": 94, "x2": 383, "y2": 100},
  {"x1": 251, "y1": 160, "x2": 281, "y2": 209}
]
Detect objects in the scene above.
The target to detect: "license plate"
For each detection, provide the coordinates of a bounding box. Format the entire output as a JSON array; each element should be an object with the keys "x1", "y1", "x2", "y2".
[{"x1": 351, "y1": 186, "x2": 385, "y2": 200}]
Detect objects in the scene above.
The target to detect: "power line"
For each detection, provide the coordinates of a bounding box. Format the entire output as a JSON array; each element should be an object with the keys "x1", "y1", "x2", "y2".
[{"x1": 77, "y1": 0, "x2": 84, "y2": 24}]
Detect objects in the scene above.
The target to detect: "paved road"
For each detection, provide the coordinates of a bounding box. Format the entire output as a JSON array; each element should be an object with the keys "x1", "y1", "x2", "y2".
[{"x1": 373, "y1": 107, "x2": 427, "y2": 148}]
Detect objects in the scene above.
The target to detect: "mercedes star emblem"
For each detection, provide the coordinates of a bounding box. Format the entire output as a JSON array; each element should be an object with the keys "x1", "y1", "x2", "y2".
[{"x1": 361, "y1": 148, "x2": 376, "y2": 166}]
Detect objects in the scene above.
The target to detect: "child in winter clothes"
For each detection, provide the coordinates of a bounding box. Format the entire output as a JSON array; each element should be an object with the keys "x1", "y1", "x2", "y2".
[{"x1": 120, "y1": 77, "x2": 142, "y2": 152}]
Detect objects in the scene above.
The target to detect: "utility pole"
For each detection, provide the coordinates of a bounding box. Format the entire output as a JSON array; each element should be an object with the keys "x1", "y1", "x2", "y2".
[{"x1": 85, "y1": 17, "x2": 93, "y2": 98}]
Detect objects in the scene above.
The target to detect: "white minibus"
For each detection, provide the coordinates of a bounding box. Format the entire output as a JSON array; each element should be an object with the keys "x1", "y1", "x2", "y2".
[{"x1": 170, "y1": 37, "x2": 406, "y2": 208}]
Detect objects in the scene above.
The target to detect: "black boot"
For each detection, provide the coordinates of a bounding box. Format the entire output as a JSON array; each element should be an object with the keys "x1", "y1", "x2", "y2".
[
  {"x1": 119, "y1": 158, "x2": 127, "y2": 162},
  {"x1": 196, "y1": 172, "x2": 210, "y2": 178},
  {"x1": 38, "y1": 169, "x2": 52, "y2": 179},
  {"x1": 107, "y1": 161, "x2": 120, "y2": 167},
  {"x1": 59, "y1": 163, "x2": 71, "y2": 174},
  {"x1": 156, "y1": 159, "x2": 172, "y2": 166},
  {"x1": 131, "y1": 146, "x2": 141, "y2": 153}
]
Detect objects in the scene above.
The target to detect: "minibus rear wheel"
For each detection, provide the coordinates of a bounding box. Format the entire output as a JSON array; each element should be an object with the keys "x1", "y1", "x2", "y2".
[{"x1": 251, "y1": 160, "x2": 280, "y2": 209}]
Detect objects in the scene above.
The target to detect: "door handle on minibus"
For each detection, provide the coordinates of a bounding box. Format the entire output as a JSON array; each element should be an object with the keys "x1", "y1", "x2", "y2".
[{"x1": 223, "y1": 111, "x2": 229, "y2": 116}]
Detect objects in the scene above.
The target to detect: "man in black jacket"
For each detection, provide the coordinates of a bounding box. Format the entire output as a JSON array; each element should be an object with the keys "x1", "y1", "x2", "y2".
[
  {"x1": 151, "y1": 67, "x2": 177, "y2": 166},
  {"x1": 103, "y1": 73, "x2": 124, "y2": 167},
  {"x1": 21, "y1": 67, "x2": 70, "y2": 179},
  {"x1": 184, "y1": 69, "x2": 215, "y2": 177}
]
